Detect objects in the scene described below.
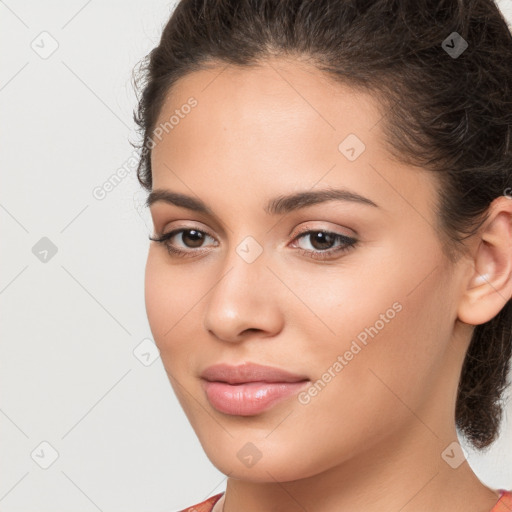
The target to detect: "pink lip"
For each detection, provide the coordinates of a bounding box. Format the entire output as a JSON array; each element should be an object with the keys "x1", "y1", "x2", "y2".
[
  {"x1": 200, "y1": 362, "x2": 308, "y2": 384},
  {"x1": 201, "y1": 380, "x2": 309, "y2": 416},
  {"x1": 200, "y1": 362, "x2": 310, "y2": 416}
]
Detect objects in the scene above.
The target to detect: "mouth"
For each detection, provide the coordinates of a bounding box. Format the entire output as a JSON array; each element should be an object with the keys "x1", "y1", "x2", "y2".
[
  {"x1": 200, "y1": 361, "x2": 309, "y2": 385},
  {"x1": 201, "y1": 378, "x2": 310, "y2": 416},
  {"x1": 199, "y1": 361, "x2": 310, "y2": 415}
]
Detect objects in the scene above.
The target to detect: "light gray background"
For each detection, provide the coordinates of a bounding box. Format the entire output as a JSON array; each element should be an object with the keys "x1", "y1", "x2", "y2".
[{"x1": 1, "y1": 1, "x2": 512, "y2": 511}]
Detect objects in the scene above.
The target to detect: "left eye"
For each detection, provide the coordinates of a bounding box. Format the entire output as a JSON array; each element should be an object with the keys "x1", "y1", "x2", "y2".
[
  {"x1": 149, "y1": 227, "x2": 358, "y2": 260},
  {"x1": 290, "y1": 229, "x2": 358, "y2": 260},
  {"x1": 292, "y1": 230, "x2": 353, "y2": 251}
]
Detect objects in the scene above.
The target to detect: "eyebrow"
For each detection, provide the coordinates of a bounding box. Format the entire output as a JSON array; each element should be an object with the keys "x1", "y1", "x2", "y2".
[{"x1": 145, "y1": 187, "x2": 379, "y2": 215}]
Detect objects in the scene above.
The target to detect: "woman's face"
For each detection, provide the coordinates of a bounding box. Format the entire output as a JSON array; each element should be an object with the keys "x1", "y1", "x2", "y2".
[{"x1": 145, "y1": 58, "x2": 467, "y2": 482}]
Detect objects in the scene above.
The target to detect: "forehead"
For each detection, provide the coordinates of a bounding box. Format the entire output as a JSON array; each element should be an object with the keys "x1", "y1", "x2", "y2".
[
  {"x1": 150, "y1": 57, "x2": 439, "y2": 222},
  {"x1": 153, "y1": 57, "x2": 384, "y2": 153}
]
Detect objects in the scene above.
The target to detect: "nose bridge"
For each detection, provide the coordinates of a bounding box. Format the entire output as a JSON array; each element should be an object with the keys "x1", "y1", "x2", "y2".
[
  {"x1": 212, "y1": 232, "x2": 268, "y2": 304},
  {"x1": 202, "y1": 233, "x2": 280, "y2": 341}
]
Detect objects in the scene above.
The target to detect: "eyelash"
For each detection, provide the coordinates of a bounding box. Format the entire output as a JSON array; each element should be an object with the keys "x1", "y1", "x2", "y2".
[{"x1": 149, "y1": 226, "x2": 358, "y2": 261}]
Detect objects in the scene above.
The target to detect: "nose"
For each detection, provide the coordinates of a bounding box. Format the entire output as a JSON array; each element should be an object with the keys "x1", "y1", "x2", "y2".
[{"x1": 203, "y1": 251, "x2": 284, "y2": 343}]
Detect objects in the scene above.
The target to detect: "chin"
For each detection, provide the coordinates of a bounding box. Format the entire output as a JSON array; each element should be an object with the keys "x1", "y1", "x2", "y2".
[{"x1": 201, "y1": 442, "x2": 317, "y2": 483}]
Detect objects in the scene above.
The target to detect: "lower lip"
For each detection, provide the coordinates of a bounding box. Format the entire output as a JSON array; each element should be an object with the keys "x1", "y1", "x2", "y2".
[{"x1": 202, "y1": 379, "x2": 309, "y2": 416}]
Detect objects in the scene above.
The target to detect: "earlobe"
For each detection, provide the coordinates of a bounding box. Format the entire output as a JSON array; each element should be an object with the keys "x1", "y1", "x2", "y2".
[{"x1": 457, "y1": 197, "x2": 512, "y2": 326}]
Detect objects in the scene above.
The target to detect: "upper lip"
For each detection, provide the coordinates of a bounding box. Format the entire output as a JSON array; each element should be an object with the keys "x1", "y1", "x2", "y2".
[{"x1": 200, "y1": 362, "x2": 309, "y2": 384}]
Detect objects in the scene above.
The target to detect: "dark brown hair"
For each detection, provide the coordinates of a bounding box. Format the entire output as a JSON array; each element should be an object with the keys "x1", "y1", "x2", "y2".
[{"x1": 132, "y1": 0, "x2": 512, "y2": 450}]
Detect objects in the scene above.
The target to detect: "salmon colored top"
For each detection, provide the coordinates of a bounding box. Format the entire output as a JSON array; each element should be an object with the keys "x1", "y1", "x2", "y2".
[{"x1": 178, "y1": 489, "x2": 512, "y2": 512}]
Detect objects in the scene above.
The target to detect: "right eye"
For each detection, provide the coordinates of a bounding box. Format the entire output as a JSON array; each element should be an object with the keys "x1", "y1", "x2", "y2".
[{"x1": 149, "y1": 228, "x2": 218, "y2": 258}]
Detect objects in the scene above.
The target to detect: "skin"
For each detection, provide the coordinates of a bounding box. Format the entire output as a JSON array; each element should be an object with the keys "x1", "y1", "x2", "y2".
[{"x1": 145, "y1": 57, "x2": 512, "y2": 512}]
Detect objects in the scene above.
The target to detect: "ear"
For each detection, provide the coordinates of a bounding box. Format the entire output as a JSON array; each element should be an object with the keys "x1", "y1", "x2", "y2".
[{"x1": 457, "y1": 195, "x2": 512, "y2": 326}]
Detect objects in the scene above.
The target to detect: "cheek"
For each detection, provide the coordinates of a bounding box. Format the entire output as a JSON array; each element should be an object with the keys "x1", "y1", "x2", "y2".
[
  {"x1": 144, "y1": 249, "x2": 211, "y2": 381},
  {"x1": 144, "y1": 252, "x2": 192, "y2": 353},
  {"x1": 269, "y1": 272, "x2": 452, "y2": 480},
  {"x1": 144, "y1": 253, "x2": 169, "y2": 340},
  {"x1": 294, "y1": 247, "x2": 452, "y2": 428},
  {"x1": 144, "y1": 252, "x2": 203, "y2": 413},
  {"x1": 144, "y1": 250, "x2": 198, "y2": 337}
]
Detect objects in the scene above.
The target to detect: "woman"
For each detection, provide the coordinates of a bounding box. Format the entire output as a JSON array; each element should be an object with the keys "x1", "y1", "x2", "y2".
[{"x1": 132, "y1": 0, "x2": 512, "y2": 510}]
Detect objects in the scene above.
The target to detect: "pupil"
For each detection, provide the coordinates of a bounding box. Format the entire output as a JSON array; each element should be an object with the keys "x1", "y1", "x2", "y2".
[
  {"x1": 184, "y1": 230, "x2": 204, "y2": 248},
  {"x1": 311, "y1": 232, "x2": 333, "y2": 250}
]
